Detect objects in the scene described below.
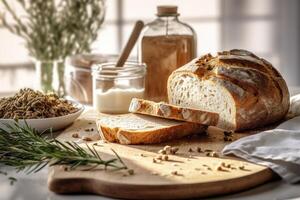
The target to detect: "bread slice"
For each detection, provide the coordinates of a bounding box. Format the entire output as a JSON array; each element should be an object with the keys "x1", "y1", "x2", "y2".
[
  {"x1": 96, "y1": 113, "x2": 207, "y2": 144},
  {"x1": 129, "y1": 98, "x2": 219, "y2": 126},
  {"x1": 168, "y1": 49, "x2": 290, "y2": 131}
]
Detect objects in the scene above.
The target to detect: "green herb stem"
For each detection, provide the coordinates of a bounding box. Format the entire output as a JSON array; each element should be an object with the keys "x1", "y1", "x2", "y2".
[{"x1": 0, "y1": 123, "x2": 127, "y2": 174}]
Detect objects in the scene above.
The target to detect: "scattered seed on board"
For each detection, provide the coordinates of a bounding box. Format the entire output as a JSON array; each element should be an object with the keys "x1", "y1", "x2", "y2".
[
  {"x1": 188, "y1": 148, "x2": 193, "y2": 152},
  {"x1": 194, "y1": 168, "x2": 201, "y2": 171},
  {"x1": 239, "y1": 165, "x2": 245, "y2": 170},
  {"x1": 128, "y1": 169, "x2": 134, "y2": 175},
  {"x1": 63, "y1": 166, "x2": 69, "y2": 171},
  {"x1": 152, "y1": 158, "x2": 157, "y2": 163},
  {"x1": 216, "y1": 166, "x2": 223, "y2": 171},
  {"x1": 163, "y1": 145, "x2": 171, "y2": 152},
  {"x1": 158, "y1": 149, "x2": 166, "y2": 155},
  {"x1": 170, "y1": 147, "x2": 179, "y2": 155},
  {"x1": 196, "y1": 147, "x2": 202, "y2": 153},
  {"x1": 140, "y1": 153, "x2": 146, "y2": 157},
  {"x1": 211, "y1": 152, "x2": 219, "y2": 157},
  {"x1": 71, "y1": 133, "x2": 79, "y2": 138},
  {"x1": 162, "y1": 155, "x2": 169, "y2": 161},
  {"x1": 206, "y1": 152, "x2": 210, "y2": 156},
  {"x1": 82, "y1": 136, "x2": 92, "y2": 141},
  {"x1": 171, "y1": 171, "x2": 178, "y2": 175},
  {"x1": 156, "y1": 155, "x2": 163, "y2": 160}
]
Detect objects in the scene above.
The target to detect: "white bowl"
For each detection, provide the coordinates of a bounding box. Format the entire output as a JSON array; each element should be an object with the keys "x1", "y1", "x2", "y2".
[{"x1": 0, "y1": 101, "x2": 84, "y2": 132}]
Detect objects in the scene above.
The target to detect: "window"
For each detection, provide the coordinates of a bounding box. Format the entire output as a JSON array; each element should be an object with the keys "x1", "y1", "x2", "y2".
[{"x1": 1, "y1": 0, "x2": 300, "y2": 94}]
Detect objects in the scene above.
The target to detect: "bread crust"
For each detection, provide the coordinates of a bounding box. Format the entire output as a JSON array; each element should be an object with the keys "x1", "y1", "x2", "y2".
[
  {"x1": 128, "y1": 98, "x2": 219, "y2": 126},
  {"x1": 168, "y1": 49, "x2": 290, "y2": 131}
]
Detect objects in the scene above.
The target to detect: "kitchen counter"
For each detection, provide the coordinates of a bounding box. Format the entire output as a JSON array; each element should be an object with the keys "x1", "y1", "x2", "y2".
[{"x1": 0, "y1": 87, "x2": 300, "y2": 200}]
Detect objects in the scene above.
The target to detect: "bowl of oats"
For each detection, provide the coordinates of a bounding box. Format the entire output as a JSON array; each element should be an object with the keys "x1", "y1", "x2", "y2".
[{"x1": 0, "y1": 88, "x2": 84, "y2": 132}]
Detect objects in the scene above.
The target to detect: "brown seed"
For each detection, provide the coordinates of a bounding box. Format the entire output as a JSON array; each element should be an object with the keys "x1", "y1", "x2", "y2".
[
  {"x1": 239, "y1": 165, "x2": 245, "y2": 170},
  {"x1": 188, "y1": 148, "x2": 193, "y2": 152},
  {"x1": 211, "y1": 152, "x2": 219, "y2": 157},
  {"x1": 82, "y1": 136, "x2": 92, "y2": 141},
  {"x1": 163, "y1": 145, "x2": 171, "y2": 152},
  {"x1": 204, "y1": 149, "x2": 213, "y2": 152},
  {"x1": 63, "y1": 166, "x2": 69, "y2": 171},
  {"x1": 216, "y1": 166, "x2": 223, "y2": 171},
  {"x1": 194, "y1": 168, "x2": 201, "y2": 171},
  {"x1": 201, "y1": 172, "x2": 207, "y2": 175},
  {"x1": 206, "y1": 152, "x2": 211, "y2": 156},
  {"x1": 71, "y1": 133, "x2": 79, "y2": 138},
  {"x1": 156, "y1": 155, "x2": 163, "y2": 160},
  {"x1": 170, "y1": 147, "x2": 179, "y2": 155},
  {"x1": 140, "y1": 153, "x2": 146, "y2": 157},
  {"x1": 171, "y1": 171, "x2": 178, "y2": 175},
  {"x1": 158, "y1": 149, "x2": 166, "y2": 155},
  {"x1": 152, "y1": 158, "x2": 157, "y2": 163},
  {"x1": 162, "y1": 155, "x2": 169, "y2": 161},
  {"x1": 128, "y1": 169, "x2": 134, "y2": 175},
  {"x1": 196, "y1": 147, "x2": 202, "y2": 153}
]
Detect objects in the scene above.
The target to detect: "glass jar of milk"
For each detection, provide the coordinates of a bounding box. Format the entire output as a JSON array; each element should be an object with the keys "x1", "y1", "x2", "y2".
[{"x1": 92, "y1": 62, "x2": 146, "y2": 114}]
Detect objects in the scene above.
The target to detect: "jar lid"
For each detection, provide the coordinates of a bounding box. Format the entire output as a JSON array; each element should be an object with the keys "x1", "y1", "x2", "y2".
[{"x1": 157, "y1": 5, "x2": 179, "y2": 17}]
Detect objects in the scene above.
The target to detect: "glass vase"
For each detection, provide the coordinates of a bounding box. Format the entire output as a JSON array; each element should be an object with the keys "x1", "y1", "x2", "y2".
[{"x1": 35, "y1": 60, "x2": 66, "y2": 97}]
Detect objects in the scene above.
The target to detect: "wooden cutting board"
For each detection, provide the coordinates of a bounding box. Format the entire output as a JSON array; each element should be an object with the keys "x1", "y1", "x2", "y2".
[{"x1": 48, "y1": 109, "x2": 274, "y2": 199}]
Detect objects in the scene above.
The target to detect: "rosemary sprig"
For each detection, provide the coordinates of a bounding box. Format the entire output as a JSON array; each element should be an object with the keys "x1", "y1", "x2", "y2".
[{"x1": 0, "y1": 123, "x2": 127, "y2": 174}]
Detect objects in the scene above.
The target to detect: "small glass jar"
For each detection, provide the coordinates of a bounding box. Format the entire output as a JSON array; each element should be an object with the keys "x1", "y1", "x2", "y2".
[
  {"x1": 65, "y1": 54, "x2": 118, "y2": 105},
  {"x1": 92, "y1": 62, "x2": 146, "y2": 114}
]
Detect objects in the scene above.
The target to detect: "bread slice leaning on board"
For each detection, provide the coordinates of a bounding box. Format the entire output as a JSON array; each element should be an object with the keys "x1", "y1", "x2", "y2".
[
  {"x1": 96, "y1": 113, "x2": 207, "y2": 144},
  {"x1": 168, "y1": 49, "x2": 290, "y2": 131},
  {"x1": 129, "y1": 98, "x2": 219, "y2": 126}
]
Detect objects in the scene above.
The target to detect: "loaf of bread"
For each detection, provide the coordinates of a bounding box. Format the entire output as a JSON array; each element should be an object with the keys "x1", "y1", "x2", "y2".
[
  {"x1": 129, "y1": 98, "x2": 219, "y2": 126},
  {"x1": 96, "y1": 113, "x2": 207, "y2": 144},
  {"x1": 168, "y1": 49, "x2": 290, "y2": 131}
]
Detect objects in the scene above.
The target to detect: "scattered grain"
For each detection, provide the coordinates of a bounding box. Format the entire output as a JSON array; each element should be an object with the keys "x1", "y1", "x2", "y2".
[
  {"x1": 170, "y1": 147, "x2": 179, "y2": 155},
  {"x1": 163, "y1": 145, "x2": 171, "y2": 152},
  {"x1": 158, "y1": 149, "x2": 166, "y2": 155},
  {"x1": 162, "y1": 155, "x2": 169, "y2": 161},
  {"x1": 82, "y1": 136, "x2": 92, "y2": 141},
  {"x1": 128, "y1": 169, "x2": 134, "y2": 175},
  {"x1": 156, "y1": 155, "x2": 163, "y2": 160},
  {"x1": 188, "y1": 148, "x2": 193, "y2": 152},
  {"x1": 211, "y1": 152, "x2": 219, "y2": 157},
  {"x1": 171, "y1": 171, "x2": 178, "y2": 175},
  {"x1": 196, "y1": 147, "x2": 202, "y2": 153},
  {"x1": 71, "y1": 133, "x2": 79, "y2": 138}
]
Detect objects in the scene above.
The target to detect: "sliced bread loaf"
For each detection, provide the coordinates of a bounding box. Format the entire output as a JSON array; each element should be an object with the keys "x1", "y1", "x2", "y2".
[
  {"x1": 129, "y1": 98, "x2": 219, "y2": 126},
  {"x1": 96, "y1": 113, "x2": 206, "y2": 144},
  {"x1": 168, "y1": 49, "x2": 290, "y2": 131}
]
